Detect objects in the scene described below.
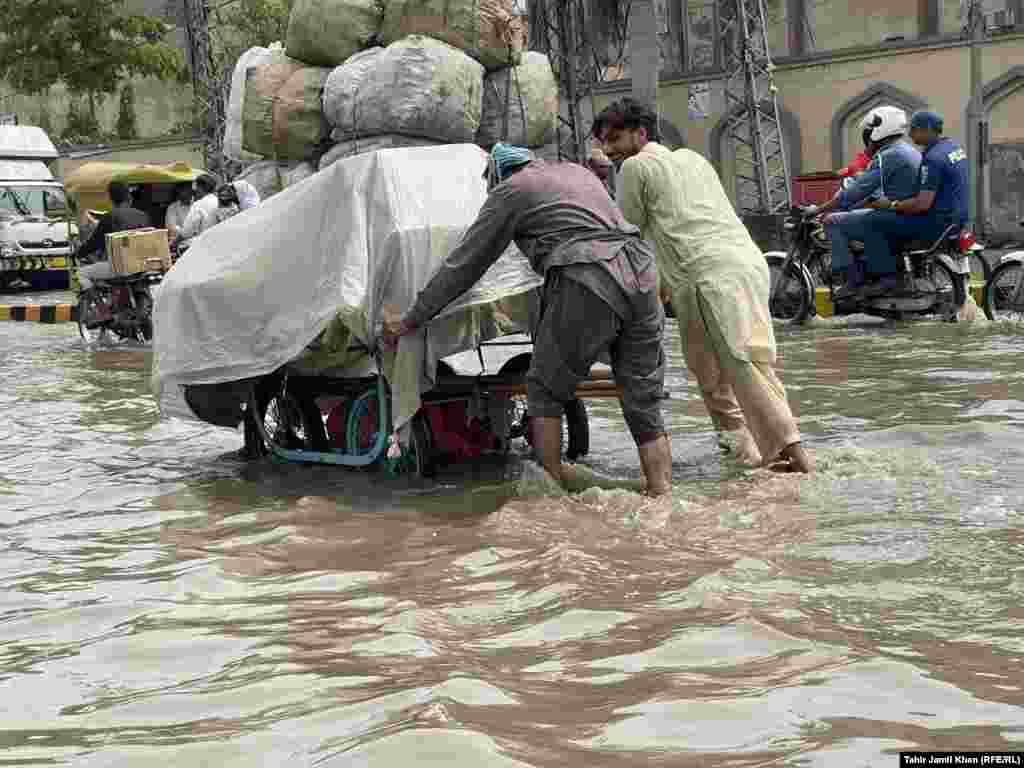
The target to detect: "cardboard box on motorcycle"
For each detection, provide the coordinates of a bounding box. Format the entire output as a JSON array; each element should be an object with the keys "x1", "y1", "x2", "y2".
[{"x1": 106, "y1": 228, "x2": 173, "y2": 274}]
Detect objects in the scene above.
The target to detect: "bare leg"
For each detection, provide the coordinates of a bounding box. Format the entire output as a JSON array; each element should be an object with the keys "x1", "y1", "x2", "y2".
[
  {"x1": 531, "y1": 416, "x2": 566, "y2": 489},
  {"x1": 638, "y1": 435, "x2": 672, "y2": 496}
]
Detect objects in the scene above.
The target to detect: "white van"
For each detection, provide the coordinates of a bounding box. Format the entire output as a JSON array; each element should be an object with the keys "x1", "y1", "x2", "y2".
[{"x1": 0, "y1": 125, "x2": 76, "y2": 289}]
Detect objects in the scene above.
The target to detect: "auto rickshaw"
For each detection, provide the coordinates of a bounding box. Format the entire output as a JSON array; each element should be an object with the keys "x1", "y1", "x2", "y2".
[{"x1": 63, "y1": 160, "x2": 205, "y2": 291}]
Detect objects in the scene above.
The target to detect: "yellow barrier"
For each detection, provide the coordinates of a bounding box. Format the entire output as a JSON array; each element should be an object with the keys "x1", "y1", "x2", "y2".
[{"x1": 0, "y1": 304, "x2": 77, "y2": 323}]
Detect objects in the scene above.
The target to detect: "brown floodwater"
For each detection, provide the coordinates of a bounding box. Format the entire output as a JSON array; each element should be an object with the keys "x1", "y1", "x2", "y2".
[{"x1": 1, "y1": 312, "x2": 1023, "y2": 766}]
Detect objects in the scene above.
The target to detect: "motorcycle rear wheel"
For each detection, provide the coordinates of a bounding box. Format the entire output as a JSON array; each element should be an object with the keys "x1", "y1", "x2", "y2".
[
  {"x1": 766, "y1": 254, "x2": 814, "y2": 325},
  {"x1": 930, "y1": 261, "x2": 967, "y2": 321},
  {"x1": 132, "y1": 286, "x2": 154, "y2": 343},
  {"x1": 982, "y1": 260, "x2": 1024, "y2": 322},
  {"x1": 77, "y1": 290, "x2": 110, "y2": 345}
]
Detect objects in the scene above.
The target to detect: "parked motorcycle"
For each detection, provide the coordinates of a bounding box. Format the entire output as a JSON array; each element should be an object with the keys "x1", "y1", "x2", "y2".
[
  {"x1": 77, "y1": 271, "x2": 161, "y2": 344},
  {"x1": 981, "y1": 222, "x2": 1024, "y2": 321},
  {"x1": 767, "y1": 204, "x2": 975, "y2": 323}
]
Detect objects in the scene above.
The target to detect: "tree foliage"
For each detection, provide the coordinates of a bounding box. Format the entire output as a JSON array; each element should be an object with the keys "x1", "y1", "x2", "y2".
[
  {"x1": 0, "y1": 0, "x2": 183, "y2": 111},
  {"x1": 209, "y1": 0, "x2": 293, "y2": 70}
]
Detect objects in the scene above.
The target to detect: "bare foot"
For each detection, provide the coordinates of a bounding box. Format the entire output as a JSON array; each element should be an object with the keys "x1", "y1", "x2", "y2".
[{"x1": 780, "y1": 442, "x2": 813, "y2": 473}]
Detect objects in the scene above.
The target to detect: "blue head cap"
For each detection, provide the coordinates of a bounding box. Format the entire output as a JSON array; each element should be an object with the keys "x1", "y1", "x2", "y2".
[
  {"x1": 489, "y1": 143, "x2": 534, "y2": 184},
  {"x1": 909, "y1": 110, "x2": 944, "y2": 134}
]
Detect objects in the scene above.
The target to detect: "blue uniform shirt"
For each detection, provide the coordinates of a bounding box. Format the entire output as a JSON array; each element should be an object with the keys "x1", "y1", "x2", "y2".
[
  {"x1": 920, "y1": 137, "x2": 969, "y2": 226},
  {"x1": 838, "y1": 139, "x2": 922, "y2": 210}
]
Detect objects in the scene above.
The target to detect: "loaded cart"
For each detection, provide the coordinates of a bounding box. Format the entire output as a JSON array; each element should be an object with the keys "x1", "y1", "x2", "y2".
[{"x1": 152, "y1": 144, "x2": 624, "y2": 477}]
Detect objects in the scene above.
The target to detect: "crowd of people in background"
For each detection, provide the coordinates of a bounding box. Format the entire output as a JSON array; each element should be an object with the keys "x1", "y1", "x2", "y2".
[{"x1": 75, "y1": 173, "x2": 263, "y2": 283}]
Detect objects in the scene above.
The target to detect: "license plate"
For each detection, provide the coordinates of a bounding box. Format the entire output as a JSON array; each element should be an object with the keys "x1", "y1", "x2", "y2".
[{"x1": 956, "y1": 256, "x2": 970, "y2": 274}]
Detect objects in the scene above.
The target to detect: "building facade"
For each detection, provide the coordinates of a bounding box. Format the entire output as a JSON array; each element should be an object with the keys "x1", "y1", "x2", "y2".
[{"x1": 596, "y1": 0, "x2": 1024, "y2": 241}]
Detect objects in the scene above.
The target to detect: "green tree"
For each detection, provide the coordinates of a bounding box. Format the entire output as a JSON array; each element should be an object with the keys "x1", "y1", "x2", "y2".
[
  {"x1": 0, "y1": 0, "x2": 183, "y2": 132},
  {"x1": 210, "y1": 0, "x2": 293, "y2": 69},
  {"x1": 116, "y1": 82, "x2": 138, "y2": 140}
]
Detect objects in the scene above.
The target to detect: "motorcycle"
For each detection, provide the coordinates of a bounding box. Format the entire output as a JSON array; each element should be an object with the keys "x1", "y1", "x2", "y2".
[
  {"x1": 77, "y1": 270, "x2": 162, "y2": 344},
  {"x1": 981, "y1": 222, "x2": 1024, "y2": 322},
  {"x1": 767, "y1": 204, "x2": 976, "y2": 323}
]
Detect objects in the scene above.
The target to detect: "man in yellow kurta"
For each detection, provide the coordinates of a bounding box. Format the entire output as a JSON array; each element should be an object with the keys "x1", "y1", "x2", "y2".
[{"x1": 593, "y1": 99, "x2": 813, "y2": 473}]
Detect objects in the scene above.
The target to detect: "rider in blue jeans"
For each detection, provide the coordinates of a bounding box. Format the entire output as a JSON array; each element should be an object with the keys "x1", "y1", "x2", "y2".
[
  {"x1": 809, "y1": 106, "x2": 922, "y2": 299},
  {"x1": 867, "y1": 110, "x2": 970, "y2": 279}
]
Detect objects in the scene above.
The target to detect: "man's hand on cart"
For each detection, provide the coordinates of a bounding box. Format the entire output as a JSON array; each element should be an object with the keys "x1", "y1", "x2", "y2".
[{"x1": 380, "y1": 304, "x2": 417, "y2": 350}]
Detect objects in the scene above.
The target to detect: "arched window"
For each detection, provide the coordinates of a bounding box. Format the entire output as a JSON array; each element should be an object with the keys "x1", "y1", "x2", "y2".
[{"x1": 829, "y1": 83, "x2": 927, "y2": 169}]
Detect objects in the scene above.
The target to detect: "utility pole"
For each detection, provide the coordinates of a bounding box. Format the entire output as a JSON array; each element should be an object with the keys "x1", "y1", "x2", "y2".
[
  {"x1": 719, "y1": 0, "x2": 792, "y2": 215},
  {"x1": 965, "y1": 0, "x2": 988, "y2": 234},
  {"x1": 182, "y1": 0, "x2": 224, "y2": 176}
]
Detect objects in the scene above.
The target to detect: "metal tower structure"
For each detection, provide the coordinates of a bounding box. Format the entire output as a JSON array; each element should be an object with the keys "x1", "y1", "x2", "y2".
[
  {"x1": 527, "y1": 0, "x2": 627, "y2": 165},
  {"x1": 718, "y1": 0, "x2": 792, "y2": 215}
]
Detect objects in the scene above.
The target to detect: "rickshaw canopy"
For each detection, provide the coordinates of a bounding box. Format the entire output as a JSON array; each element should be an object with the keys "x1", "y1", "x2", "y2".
[{"x1": 64, "y1": 161, "x2": 205, "y2": 212}]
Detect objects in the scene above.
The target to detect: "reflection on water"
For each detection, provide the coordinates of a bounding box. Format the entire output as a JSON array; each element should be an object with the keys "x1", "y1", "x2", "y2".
[{"x1": 1, "y1": 317, "x2": 1024, "y2": 766}]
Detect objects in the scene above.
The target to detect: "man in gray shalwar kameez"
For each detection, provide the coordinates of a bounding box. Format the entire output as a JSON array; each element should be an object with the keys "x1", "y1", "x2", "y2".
[{"x1": 382, "y1": 143, "x2": 673, "y2": 496}]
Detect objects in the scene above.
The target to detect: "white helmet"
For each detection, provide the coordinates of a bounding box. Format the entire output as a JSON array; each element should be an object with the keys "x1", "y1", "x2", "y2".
[{"x1": 858, "y1": 105, "x2": 908, "y2": 143}]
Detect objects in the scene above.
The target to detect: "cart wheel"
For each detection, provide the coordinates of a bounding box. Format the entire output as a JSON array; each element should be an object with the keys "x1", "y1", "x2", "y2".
[
  {"x1": 247, "y1": 379, "x2": 328, "y2": 455},
  {"x1": 243, "y1": 405, "x2": 267, "y2": 459},
  {"x1": 409, "y1": 413, "x2": 436, "y2": 478}
]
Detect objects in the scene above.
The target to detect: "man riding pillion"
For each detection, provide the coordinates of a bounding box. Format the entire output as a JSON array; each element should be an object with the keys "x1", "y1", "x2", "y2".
[
  {"x1": 381, "y1": 143, "x2": 674, "y2": 496},
  {"x1": 76, "y1": 181, "x2": 152, "y2": 292},
  {"x1": 593, "y1": 98, "x2": 812, "y2": 474},
  {"x1": 809, "y1": 106, "x2": 922, "y2": 299}
]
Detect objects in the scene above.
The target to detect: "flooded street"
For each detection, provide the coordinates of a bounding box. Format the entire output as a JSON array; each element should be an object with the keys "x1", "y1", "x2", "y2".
[{"x1": 2, "y1": 308, "x2": 1024, "y2": 766}]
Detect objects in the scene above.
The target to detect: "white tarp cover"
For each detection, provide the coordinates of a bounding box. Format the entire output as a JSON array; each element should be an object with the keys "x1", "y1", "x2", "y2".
[{"x1": 152, "y1": 143, "x2": 542, "y2": 431}]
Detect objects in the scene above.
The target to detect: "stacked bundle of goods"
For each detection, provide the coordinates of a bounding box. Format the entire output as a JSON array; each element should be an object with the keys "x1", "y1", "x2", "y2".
[{"x1": 223, "y1": 0, "x2": 561, "y2": 197}]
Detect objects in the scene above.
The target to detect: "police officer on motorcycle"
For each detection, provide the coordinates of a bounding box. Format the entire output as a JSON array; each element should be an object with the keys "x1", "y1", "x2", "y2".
[
  {"x1": 878, "y1": 110, "x2": 969, "y2": 256},
  {"x1": 806, "y1": 106, "x2": 923, "y2": 300}
]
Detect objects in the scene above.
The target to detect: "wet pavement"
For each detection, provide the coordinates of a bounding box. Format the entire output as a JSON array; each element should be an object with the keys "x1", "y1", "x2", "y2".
[{"x1": 1, "y1": 298, "x2": 1023, "y2": 766}]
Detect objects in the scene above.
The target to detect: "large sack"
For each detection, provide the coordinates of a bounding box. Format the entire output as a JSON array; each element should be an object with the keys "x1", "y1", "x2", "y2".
[
  {"x1": 272, "y1": 66, "x2": 331, "y2": 162},
  {"x1": 324, "y1": 37, "x2": 484, "y2": 143},
  {"x1": 284, "y1": 0, "x2": 382, "y2": 68},
  {"x1": 224, "y1": 44, "x2": 279, "y2": 163},
  {"x1": 319, "y1": 134, "x2": 444, "y2": 170},
  {"x1": 477, "y1": 52, "x2": 558, "y2": 148},
  {"x1": 238, "y1": 160, "x2": 316, "y2": 199},
  {"x1": 242, "y1": 51, "x2": 304, "y2": 157},
  {"x1": 236, "y1": 161, "x2": 285, "y2": 200},
  {"x1": 379, "y1": 0, "x2": 522, "y2": 71}
]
